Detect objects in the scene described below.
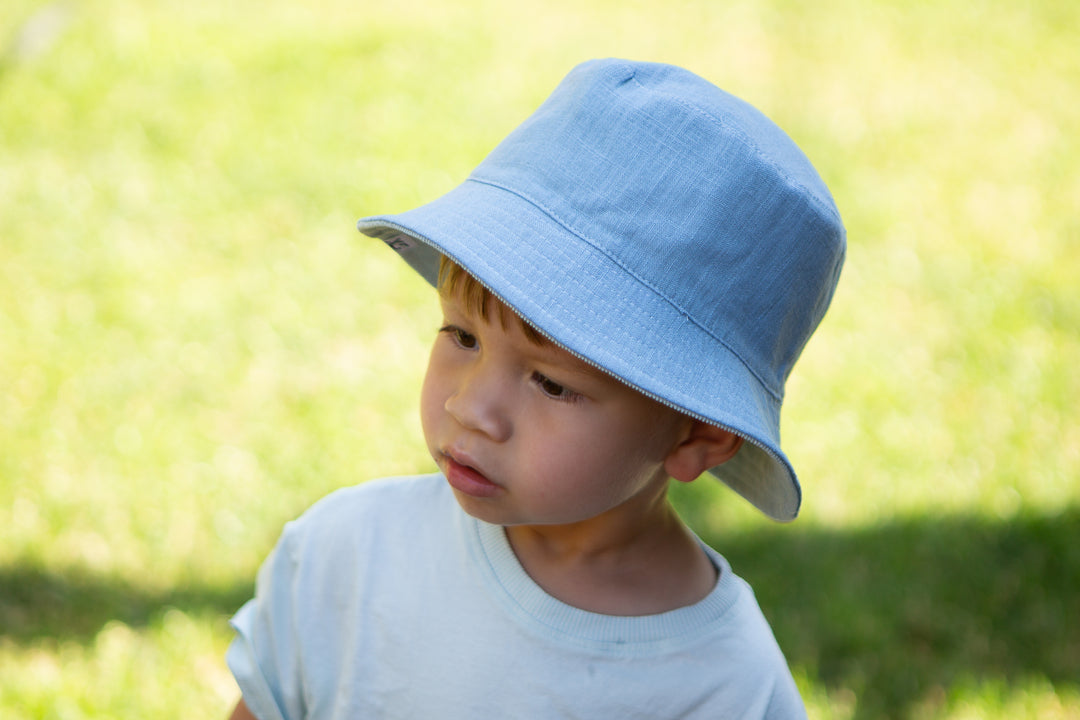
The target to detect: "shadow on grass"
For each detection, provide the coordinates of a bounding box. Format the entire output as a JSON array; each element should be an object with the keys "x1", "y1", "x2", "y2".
[
  {"x1": 0, "y1": 565, "x2": 253, "y2": 643},
  {"x1": 2, "y1": 502, "x2": 1078, "y2": 719},
  {"x1": 673, "y1": 488, "x2": 1080, "y2": 719}
]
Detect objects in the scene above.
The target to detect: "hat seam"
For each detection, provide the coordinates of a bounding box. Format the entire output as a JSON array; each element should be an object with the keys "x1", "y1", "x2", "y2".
[
  {"x1": 625, "y1": 73, "x2": 843, "y2": 237},
  {"x1": 464, "y1": 175, "x2": 785, "y2": 403}
]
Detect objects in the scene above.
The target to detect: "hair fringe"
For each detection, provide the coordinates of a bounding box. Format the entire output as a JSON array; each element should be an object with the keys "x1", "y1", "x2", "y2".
[{"x1": 437, "y1": 256, "x2": 547, "y2": 346}]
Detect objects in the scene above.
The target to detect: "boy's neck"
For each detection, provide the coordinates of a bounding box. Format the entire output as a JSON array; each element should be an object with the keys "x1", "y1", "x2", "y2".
[{"x1": 504, "y1": 500, "x2": 717, "y2": 616}]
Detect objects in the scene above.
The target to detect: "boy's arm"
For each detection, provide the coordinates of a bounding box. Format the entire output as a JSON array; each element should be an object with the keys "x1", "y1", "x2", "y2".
[{"x1": 228, "y1": 699, "x2": 257, "y2": 720}]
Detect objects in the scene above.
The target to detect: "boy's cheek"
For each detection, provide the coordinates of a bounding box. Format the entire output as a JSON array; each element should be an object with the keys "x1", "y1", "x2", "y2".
[{"x1": 419, "y1": 368, "x2": 447, "y2": 437}]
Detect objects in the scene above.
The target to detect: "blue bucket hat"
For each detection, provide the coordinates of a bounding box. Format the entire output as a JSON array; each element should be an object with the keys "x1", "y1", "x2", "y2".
[{"x1": 358, "y1": 58, "x2": 845, "y2": 522}]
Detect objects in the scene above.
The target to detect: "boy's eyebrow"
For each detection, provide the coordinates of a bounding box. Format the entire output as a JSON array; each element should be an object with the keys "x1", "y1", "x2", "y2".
[{"x1": 532, "y1": 343, "x2": 618, "y2": 383}]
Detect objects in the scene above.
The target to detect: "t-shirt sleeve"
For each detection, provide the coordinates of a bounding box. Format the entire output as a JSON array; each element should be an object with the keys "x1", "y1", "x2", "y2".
[
  {"x1": 226, "y1": 522, "x2": 305, "y2": 720},
  {"x1": 764, "y1": 672, "x2": 809, "y2": 720}
]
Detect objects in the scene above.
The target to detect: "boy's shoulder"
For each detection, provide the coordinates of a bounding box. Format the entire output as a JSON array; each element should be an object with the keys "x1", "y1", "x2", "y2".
[
  {"x1": 284, "y1": 473, "x2": 452, "y2": 549},
  {"x1": 303, "y1": 472, "x2": 448, "y2": 515}
]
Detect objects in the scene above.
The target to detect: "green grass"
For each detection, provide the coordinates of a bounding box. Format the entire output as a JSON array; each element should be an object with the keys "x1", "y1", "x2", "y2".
[{"x1": 2, "y1": 0, "x2": 1078, "y2": 717}]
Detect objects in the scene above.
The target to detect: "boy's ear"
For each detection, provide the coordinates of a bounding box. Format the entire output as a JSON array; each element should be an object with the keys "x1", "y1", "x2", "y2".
[{"x1": 665, "y1": 421, "x2": 744, "y2": 483}]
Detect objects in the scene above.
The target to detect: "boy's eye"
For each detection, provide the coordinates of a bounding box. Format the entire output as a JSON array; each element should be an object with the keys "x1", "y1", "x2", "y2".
[
  {"x1": 454, "y1": 328, "x2": 478, "y2": 349},
  {"x1": 532, "y1": 372, "x2": 580, "y2": 403},
  {"x1": 440, "y1": 325, "x2": 478, "y2": 350}
]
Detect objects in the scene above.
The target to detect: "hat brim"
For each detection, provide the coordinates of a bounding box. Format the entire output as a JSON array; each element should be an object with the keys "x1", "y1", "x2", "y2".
[{"x1": 359, "y1": 178, "x2": 801, "y2": 522}]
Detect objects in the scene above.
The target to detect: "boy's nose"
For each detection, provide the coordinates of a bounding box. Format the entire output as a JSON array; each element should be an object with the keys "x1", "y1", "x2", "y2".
[{"x1": 444, "y1": 370, "x2": 512, "y2": 442}]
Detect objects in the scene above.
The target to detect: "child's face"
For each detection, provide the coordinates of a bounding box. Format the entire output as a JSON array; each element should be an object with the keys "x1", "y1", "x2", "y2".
[{"x1": 421, "y1": 290, "x2": 693, "y2": 530}]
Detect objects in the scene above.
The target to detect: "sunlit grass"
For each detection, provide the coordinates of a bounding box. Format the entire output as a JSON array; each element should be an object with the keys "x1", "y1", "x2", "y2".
[
  {"x1": 2, "y1": 0, "x2": 1077, "y2": 717},
  {"x1": 0, "y1": 610, "x2": 235, "y2": 719}
]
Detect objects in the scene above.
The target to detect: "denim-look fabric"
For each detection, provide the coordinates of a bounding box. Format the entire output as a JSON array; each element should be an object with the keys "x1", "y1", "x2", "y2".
[{"x1": 358, "y1": 58, "x2": 845, "y2": 522}]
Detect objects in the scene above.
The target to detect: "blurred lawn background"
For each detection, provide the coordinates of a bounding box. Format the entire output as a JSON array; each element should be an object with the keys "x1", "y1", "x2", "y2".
[{"x1": 1, "y1": 0, "x2": 1077, "y2": 717}]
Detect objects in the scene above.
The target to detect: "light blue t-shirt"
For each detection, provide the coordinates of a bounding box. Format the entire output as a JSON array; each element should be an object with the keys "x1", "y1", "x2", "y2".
[{"x1": 227, "y1": 474, "x2": 806, "y2": 719}]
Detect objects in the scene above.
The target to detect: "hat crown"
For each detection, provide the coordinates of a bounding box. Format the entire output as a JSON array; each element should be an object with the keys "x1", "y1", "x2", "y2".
[{"x1": 470, "y1": 59, "x2": 844, "y2": 397}]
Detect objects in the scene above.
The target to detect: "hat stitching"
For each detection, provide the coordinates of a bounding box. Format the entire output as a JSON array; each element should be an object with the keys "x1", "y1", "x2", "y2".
[{"x1": 464, "y1": 175, "x2": 786, "y2": 403}]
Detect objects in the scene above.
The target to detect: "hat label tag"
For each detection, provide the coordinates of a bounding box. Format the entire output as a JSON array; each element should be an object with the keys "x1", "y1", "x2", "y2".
[{"x1": 383, "y1": 234, "x2": 417, "y2": 252}]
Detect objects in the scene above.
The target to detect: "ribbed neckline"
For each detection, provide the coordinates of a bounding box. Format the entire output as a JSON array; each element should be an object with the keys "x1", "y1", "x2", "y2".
[{"x1": 469, "y1": 514, "x2": 743, "y2": 650}]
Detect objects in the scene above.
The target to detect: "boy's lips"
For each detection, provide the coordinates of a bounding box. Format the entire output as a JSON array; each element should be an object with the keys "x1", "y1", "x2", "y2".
[{"x1": 442, "y1": 452, "x2": 501, "y2": 498}]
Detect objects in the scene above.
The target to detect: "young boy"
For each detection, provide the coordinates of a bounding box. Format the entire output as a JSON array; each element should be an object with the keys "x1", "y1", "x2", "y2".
[{"x1": 226, "y1": 58, "x2": 845, "y2": 719}]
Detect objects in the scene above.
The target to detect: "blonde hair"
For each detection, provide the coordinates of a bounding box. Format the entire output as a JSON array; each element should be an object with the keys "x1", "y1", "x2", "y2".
[{"x1": 437, "y1": 256, "x2": 547, "y2": 346}]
